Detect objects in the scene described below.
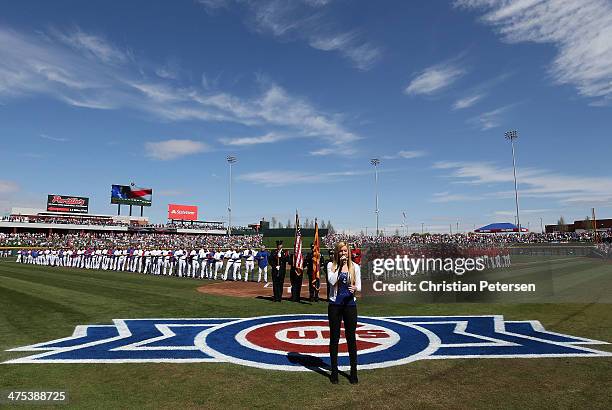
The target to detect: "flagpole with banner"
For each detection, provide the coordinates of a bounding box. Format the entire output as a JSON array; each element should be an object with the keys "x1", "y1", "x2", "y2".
[
  {"x1": 312, "y1": 218, "x2": 320, "y2": 289},
  {"x1": 293, "y1": 210, "x2": 303, "y2": 276}
]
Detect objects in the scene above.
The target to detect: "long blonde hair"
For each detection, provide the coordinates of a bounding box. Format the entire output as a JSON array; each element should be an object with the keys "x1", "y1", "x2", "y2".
[{"x1": 331, "y1": 241, "x2": 355, "y2": 286}]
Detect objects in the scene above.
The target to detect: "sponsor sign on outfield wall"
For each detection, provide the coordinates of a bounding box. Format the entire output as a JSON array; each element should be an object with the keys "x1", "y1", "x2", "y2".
[
  {"x1": 168, "y1": 204, "x2": 198, "y2": 221},
  {"x1": 46, "y1": 195, "x2": 89, "y2": 214}
]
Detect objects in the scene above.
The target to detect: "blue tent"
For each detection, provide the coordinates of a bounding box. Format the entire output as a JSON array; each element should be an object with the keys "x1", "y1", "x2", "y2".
[{"x1": 474, "y1": 223, "x2": 528, "y2": 233}]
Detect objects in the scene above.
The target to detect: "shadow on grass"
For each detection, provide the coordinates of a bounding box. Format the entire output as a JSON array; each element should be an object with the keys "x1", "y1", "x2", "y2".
[{"x1": 286, "y1": 352, "x2": 349, "y2": 381}]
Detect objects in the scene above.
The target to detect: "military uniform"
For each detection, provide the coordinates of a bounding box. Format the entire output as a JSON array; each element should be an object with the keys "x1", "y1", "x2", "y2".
[
  {"x1": 289, "y1": 253, "x2": 303, "y2": 302},
  {"x1": 269, "y1": 242, "x2": 289, "y2": 302}
]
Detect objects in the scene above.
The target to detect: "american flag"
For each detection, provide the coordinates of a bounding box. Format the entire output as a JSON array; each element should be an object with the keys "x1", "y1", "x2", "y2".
[
  {"x1": 129, "y1": 183, "x2": 153, "y2": 201},
  {"x1": 293, "y1": 211, "x2": 303, "y2": 275}
]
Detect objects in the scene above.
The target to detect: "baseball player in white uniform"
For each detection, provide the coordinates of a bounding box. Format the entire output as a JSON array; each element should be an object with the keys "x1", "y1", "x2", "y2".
[
  {"x1": 231, "y1": 249, "x2": 242, "y2": 281},
  {"x1": 188, "y1": 249, "x2": 198, "y2": 278},
  {"x1": 214, "y1": 249, "x2": 224, "y2": 280},
  {"x1": 177, "y1": 250, "x2": 187, "y2": 277},
  {"x1": 244, "y1": 249, "x2": 255, "y2": 282},
  {"x1": 223, "y1": 249, "x2": 233, "y2": 280}
]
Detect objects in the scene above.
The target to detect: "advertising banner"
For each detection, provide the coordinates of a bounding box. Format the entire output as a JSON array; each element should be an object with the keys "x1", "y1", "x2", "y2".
[
  {"x1": 47, "y1": 195, "x2": 89, "y2": 213},
  {"x1": 168, "y1": 204, "x2": 198, "y2": 221}
]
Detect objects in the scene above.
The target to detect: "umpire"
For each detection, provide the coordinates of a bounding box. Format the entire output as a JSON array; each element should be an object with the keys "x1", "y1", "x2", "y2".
[{"x1": 269, "y1": 240, "x2": 289, "y2": 302}]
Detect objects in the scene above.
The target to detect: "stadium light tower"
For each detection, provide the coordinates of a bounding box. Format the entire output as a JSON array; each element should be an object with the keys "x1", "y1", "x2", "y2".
[
  {"x1": 505, "y1": 130, "x2": 521, "y2": 236},
  {"x1": 227, "y1": 155, "x2": 237, "y2": 236},
  {"x1": 371, "y1": 158, "x2": 380, "y2": 236}
]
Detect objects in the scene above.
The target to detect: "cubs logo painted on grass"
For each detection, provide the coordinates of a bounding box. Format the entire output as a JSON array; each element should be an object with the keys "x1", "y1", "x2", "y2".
[{"x1": 4, "y1": 315, "x2": 611, "y2": 370}]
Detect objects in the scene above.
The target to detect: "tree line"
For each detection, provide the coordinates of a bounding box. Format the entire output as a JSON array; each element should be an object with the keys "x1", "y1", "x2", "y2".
[{"x1": 268, "y1": 216, "x2": 335, "y2": 233}]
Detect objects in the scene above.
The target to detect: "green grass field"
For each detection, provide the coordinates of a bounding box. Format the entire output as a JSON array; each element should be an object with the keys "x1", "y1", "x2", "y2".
[
  {"x1": 262, "y1": 235, "x2": 319, "y2": 249},
  {"x1": 1, "y1": 255, "x2": 611, "y2": 409}
]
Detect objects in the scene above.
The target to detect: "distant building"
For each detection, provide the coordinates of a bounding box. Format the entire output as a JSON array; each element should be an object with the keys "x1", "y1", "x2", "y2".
[{"x1": 545, "y1": 218, "x2": 612, "y2": 233}]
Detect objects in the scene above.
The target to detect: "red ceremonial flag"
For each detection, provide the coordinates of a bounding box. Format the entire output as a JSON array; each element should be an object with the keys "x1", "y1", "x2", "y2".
[
  {"x1": 312, "y1": 219, "x2": 320, "y2": 285},
  {"x1": 293, "y1": 211, "x2": 303, "y2": 275}
]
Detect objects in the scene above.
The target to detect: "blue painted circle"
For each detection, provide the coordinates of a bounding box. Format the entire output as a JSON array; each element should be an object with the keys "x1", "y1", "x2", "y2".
[{"x1": 204, "y1": 315, "x2": 430, "y2": 368}]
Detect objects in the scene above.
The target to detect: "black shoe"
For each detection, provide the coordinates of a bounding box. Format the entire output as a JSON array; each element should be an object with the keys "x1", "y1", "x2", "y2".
[
  {"x1": 350, "y1": 367, "x2": 358, "y2": 384},
  {"x1": 330, "y1": 372, "x2": 339, "y2": 384}
]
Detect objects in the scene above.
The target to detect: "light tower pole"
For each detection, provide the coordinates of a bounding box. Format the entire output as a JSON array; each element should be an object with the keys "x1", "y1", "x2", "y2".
[
  {"x1": 505, "y1": 130, "x2": 521, "y2": 236},
  {"x1": 371, "y1": 158, "x2": 380, "y2": 236},
  {"x1": 227, "y1": 155, "x2": 237, "y2": 236}
]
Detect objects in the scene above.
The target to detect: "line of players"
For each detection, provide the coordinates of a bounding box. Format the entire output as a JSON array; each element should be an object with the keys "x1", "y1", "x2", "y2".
[{"x1": 14, "y1": 247, "x2": 272, "y2": 282}]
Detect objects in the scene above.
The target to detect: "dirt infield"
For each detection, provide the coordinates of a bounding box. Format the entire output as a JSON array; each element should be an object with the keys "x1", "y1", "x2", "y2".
[{"x1": 197, "y1": 280, "x2": 326, "y2": 299}]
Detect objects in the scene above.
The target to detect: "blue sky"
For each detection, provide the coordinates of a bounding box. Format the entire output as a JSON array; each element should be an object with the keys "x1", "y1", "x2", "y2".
[{"x1": 1, "y1": 0, "x2": 611, "y2": 233}]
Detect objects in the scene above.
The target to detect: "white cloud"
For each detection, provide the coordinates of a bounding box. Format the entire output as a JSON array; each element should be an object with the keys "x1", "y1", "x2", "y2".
[
  {"x1": 0, "y1": 26, "x2": 360, "y2": 155},
  {"x1": 40, "y1": 133, "x2": 68, "y2": 142},
  {"x1": 451, "y1": 72, "x2": 512, "y2": 110},
  {"x1": 310, "y1": 148, "x2": 335, "y2": 156},
  {"x1": 201, "y1": 72, "x2": 220, "y2": 90},
  {"x1": 0, "y1": 27, "x2": 105, "y2": 99},
  {"x1": 430, "y1": 191, "x2": 482, "y2": 203},
  {"x1": 493, "y1": 208, "x2": 552, "y2": 217},
  {"x1": 238, "y1": 170, "x2": 329, "y2": 187},
  {"x1": 145, "y1": 139, "x2": 210, "y2": 161},
  {"x1": 405, "y1": 62, "x2": 466, "y2": 96},
  {"x1": 382, "y1": 150, "x2": 426, "y2": 160},
  {"x1": 303, "y1": 0, "x2": 333, "y2": 6},
  {"x1": 0, "y1": 180, "x2": 18, "y2": 194},
  {"x1": 309, "y1": 31, "x2": 381, "y2": 70},
  {"x1": 468, "y1": 105, "x2": 513, "y2": 130},
  {"x1": 51, "y1": 28, "x2": 129, "y2": 65},
  {"x1": 128, "y1": 80, "x2": 361, "y2": 154},
  {"x1": 398, "y1": 150, "x2": 426, "y2": 159},
  {"x1": 200, "y1": 0, "x2": 382, "y2": 70},
  {"x1": 197, "y1": 0, "x2": 231, "y2": 11},
  {"x1": 452, "y1": 93, "x2": 483, "y2": 110},
  {"x1": 219, "y1": 132, "x2": 287, "y2": 146},
  {"x1": 238, "y1": 168, "x2": 371, "y2": 187},
  {"x1": 308, "y1": 31, "x2": 355, "y2": 51},
  {"x1": 456, "y1": 0, "x2": 612, "y2": 102},
  {"x1": 433, "y1": 160, "x2": 612, "y2": 205},
  {"x1": 59, "y1": 95, "x2": 117, "y2": 110},
  {"x1": 155, "y1": 67, "x2": 178, "y2": 80}
]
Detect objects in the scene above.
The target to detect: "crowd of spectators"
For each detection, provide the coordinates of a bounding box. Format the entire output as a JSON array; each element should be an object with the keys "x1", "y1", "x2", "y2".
[
  {"x1": 1, "y1": 216, "x2": 28, "y2": 222},
  {"x1": 166, "y1": 222, "x2": 226, "y2": 230},
  {"x1": 1, "y1": 215, "x2": 127, "y2": 226},
  {"x1": 323, "y1": 230, "x2": 612, "y2": 248},
  {"x1": 2, "y1": 229, "x2": 610, "y2": 253},
  {"x1": 1, "y1": 216, "x2": 229, "y2": 230},
  {"x1": 0, "y1": 232, "x2": 263, "y2": 250}
]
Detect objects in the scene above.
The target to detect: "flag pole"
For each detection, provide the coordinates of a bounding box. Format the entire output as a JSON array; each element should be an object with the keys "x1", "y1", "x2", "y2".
[
  {"x1": 293, "y1": 210, "x2": 303, "y2": 275},
  {"x1": 313, "y1": 218, "x2": 320, "y2": 289}
]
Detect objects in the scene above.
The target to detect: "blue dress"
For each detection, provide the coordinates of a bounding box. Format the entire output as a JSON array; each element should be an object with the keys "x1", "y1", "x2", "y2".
[{"x1": 332, "y1": 271, "x2": 356, "y2": 306}]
